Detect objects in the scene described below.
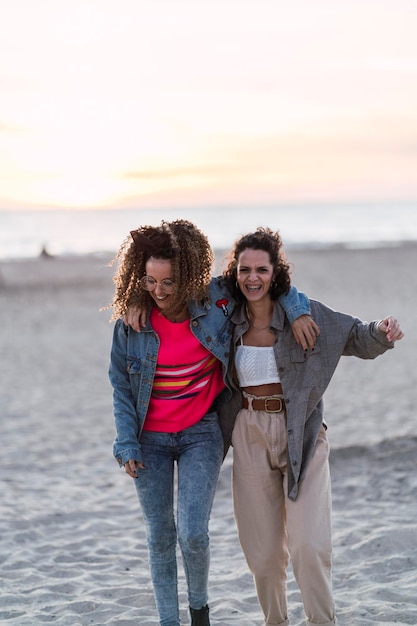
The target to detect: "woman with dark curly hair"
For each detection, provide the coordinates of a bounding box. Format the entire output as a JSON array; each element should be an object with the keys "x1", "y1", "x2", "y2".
[
  {"x1": 222, "y1": 227, "x2": 404, "y2": 626},
  {"x1": 107, "y1": 220, "x2": 316, "y2": 626}
]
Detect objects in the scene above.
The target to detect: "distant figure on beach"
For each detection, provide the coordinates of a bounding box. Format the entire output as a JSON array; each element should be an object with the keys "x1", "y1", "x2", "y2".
[
  {"x1": 39, "y1": 244, "x2": 53, "y2": 259},
  {"x1": 218, "y1": 227, "x2": 404, "y2": 626},
  {"x1": 106, "y1": 220, "x2": 316, "y2": 626}
]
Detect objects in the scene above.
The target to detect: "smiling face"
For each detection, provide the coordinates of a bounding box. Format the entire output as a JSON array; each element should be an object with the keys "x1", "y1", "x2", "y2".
[
  {"x1": 236, "y1": 248, "x2": 275, "y2": 303},
  {"x1": 144, "y1": 257, "x2": 176, "y2": 312}
]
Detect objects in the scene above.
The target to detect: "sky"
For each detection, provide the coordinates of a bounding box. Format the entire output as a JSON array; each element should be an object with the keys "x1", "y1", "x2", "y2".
[{"x1": 1, "y1": 0, "x2": 416, "y2": 211}]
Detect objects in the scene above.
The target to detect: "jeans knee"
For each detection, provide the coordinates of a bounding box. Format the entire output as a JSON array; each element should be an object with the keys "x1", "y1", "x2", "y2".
[
  {"x1": 178, "y1": 531, "x2": 209, "y2": 556},
  {"x1": 147, "y1": 532, "x2": 177, "y2": 559}
]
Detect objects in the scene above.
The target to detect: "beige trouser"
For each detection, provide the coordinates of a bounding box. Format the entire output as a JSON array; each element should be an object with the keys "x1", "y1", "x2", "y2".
[{"x1": 232, "y1": 405, "x2": 336, "y2": 626}]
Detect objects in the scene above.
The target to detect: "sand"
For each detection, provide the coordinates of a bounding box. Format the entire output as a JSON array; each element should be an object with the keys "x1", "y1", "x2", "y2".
[{"x1": 1, "y1": 244, "x2": 416, "y2": 625}]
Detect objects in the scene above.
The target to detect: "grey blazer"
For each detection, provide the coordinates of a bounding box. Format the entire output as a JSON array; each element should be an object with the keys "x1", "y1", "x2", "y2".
[{"x1": 228, "y1": 299, "x2": 395, "y2": 500}]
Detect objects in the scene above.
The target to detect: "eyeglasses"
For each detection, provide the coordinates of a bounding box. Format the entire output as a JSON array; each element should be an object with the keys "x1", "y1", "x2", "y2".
[{"x1": 140, "y1": 275, "x2": 176, "y2": 294}]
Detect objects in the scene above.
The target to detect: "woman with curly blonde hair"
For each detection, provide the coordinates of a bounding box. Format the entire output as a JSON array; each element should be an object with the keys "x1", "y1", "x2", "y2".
[
  {"x1": 109, "y1": 219, "x2": 214, "y2": 323},
  {"x1": 108, "y1": 220, "x2": 315, "y2": 626}
]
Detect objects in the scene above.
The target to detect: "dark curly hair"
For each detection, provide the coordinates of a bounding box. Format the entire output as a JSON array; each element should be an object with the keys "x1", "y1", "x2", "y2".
[
  {"x1": 106, "y1": 219, "x2": 214, "y2": 320},
  {"x1": 222, "y1": 227, "x2": 292, "y2": 303}
]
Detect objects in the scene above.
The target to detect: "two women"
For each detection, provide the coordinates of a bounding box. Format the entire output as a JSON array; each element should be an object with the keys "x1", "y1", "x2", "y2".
[
  {"x1": 107, "y1": 220, "x2": 314, "y2": 626},
  {"x1": 110, "y1": 221, "x2": 403, "y2": 625}
]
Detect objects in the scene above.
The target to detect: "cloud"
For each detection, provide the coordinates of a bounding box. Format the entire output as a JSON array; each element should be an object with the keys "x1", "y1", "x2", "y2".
[{"x1": 124, "y1": 166, "x2": 232, "y2": 181}]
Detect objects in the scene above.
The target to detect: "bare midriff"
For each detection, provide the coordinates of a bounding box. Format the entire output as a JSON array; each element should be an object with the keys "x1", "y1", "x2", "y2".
[{"x1": 243, "y1": 382, "x2": 283, "y2": 397}]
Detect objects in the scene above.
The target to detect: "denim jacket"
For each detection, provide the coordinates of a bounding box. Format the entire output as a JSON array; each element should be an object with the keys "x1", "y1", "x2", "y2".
[{"x1": 109, "y1": 278, "x2": 311, "y2": 467}]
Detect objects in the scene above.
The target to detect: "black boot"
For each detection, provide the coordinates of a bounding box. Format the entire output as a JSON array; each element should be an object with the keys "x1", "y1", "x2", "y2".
[{"x1": 189, "y1": 604, "x2": 210, "y2": 626}]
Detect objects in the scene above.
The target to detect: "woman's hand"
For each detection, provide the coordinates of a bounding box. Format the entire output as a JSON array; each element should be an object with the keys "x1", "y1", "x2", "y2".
[
  {"x1": 377, "y1": 316, "x2": 404, "y2": 342},
  {"x1": 122, "y1": 305, "x2": 147, "y2": 332},
  {"x1": 291, "y1": 314, "x2": 320, "y2": 350},
  {"x1": 124, "y1": 459, "x2": 145, "y2": 478}
]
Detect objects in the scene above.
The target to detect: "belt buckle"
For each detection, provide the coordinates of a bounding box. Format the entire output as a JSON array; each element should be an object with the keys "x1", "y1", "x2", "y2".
[{"x1": 265, "y1": 397, "x2": 283, "y2": 413}]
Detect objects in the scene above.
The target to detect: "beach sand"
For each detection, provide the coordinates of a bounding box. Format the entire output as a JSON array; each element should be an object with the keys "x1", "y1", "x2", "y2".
[{"x1": 1, "y1": 245, "x2": 416, "y2": 625}]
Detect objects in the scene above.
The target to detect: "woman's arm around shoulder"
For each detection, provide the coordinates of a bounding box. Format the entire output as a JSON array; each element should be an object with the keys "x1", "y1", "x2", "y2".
[{"x1": 279, "y1": 285, "x2": 320, "y2": 350}]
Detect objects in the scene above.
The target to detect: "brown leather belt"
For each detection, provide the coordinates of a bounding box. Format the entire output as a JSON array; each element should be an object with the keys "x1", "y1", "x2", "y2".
[{"x1": 242, "y1": 396, "x2": 285, "y2": 413}]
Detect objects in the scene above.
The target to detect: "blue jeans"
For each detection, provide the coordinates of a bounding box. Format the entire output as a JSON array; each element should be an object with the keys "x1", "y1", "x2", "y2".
[{"x1": 134, "y1": 412, "x2": 223, "y2": 626}]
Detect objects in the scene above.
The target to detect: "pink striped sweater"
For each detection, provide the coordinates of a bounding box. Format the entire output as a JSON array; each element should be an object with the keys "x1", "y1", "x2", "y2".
[{"x1": 143, "y1": 308, "x2": 225, "y2": 432}]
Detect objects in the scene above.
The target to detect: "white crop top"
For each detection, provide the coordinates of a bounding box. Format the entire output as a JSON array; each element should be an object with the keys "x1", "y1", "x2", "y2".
[{"x1": 235, "y1": 340, "x2": 280, "y2": 387}]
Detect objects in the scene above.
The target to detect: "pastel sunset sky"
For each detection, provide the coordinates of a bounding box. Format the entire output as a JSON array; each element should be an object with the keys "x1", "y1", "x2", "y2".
[{"x1": 1, "y1": 0, "x2": 416, "y2": 211}]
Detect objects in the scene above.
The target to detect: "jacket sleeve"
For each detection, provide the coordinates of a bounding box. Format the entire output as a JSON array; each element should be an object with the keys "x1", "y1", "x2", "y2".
[
  {"x1": 343, "y1": 318, "x2": 395, "y2": 358},
  {"x1": 311, "y1": 300, "x2": 395, "y2": 359},
  {"x1": 109, "y1": 319, "x2": 144, "y2": 467},
  {"x1": 279, "y1": 285, "x2": 311, "y2": 325}
]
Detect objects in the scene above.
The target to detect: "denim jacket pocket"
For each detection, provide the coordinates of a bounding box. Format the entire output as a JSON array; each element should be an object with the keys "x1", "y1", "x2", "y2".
[{"x1": 127, "y1": 358, "x2": 142, "y2": 397}]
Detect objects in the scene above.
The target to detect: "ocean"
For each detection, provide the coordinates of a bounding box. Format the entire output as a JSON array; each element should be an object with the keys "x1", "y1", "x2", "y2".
[{"x1": 0, "y1": 201, "x2": 416, "y2": 261}]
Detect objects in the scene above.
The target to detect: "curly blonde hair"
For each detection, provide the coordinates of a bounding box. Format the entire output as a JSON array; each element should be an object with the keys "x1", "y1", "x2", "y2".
[{"x1": 106, "y1": 220, "x2": 214, "y2": 320}]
